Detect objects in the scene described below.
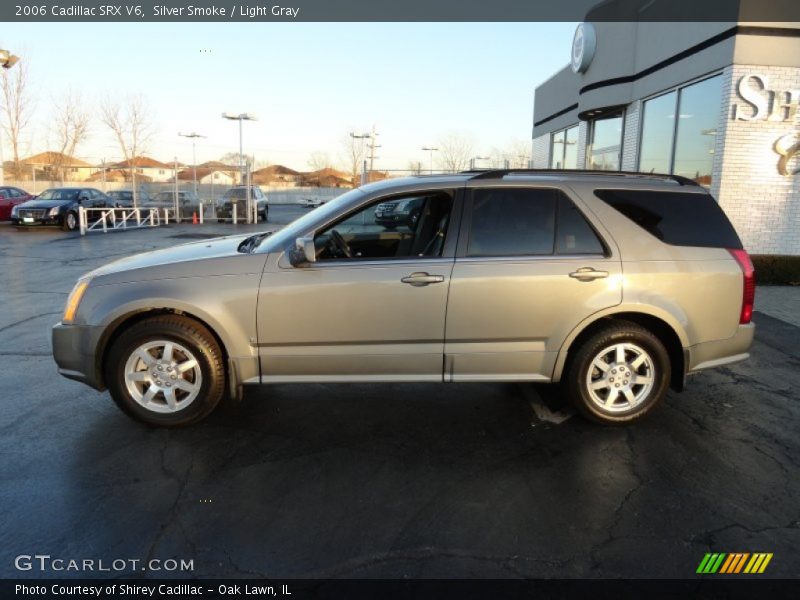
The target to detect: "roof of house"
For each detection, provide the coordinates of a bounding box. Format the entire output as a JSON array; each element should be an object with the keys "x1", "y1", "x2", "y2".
[
  {"x1": 304, "y1": 167, "x2": 350, "y2": 180},
  {"x1": 176, "y1": 167, "x2": 234, "y2": 181},
  {"x1": 111, "y1": 156, "x2": 172, "y2": 169},
  {"x1": 253, "y1": 164, "x2": 301, "y2": 176},
  {"x1": 21, "y1": 152, "x2": 93, "y2": 167},
  {"x1": 85, "y1": 169, "x2": 153, "y2": 183}
]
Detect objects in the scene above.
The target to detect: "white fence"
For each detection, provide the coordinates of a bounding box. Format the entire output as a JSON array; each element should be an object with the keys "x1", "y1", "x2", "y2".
[{"x1": 78, "y1": 206, "x2": 177, "y2": 235}]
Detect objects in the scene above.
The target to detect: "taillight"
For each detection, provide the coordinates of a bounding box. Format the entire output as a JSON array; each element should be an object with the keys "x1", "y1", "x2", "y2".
[{"x1": 728, "y1": 249, "x2": 755, "y2": 324}]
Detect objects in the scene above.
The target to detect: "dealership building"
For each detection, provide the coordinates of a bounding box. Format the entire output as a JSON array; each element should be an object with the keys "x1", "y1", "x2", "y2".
[{"x1": 532, "y1": 20, "x2": 800, "y2": 255}]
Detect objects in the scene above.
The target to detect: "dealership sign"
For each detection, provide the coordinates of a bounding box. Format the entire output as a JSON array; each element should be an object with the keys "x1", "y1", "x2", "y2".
[{"x1": 733, "y1": 74, "x2": 799, "y2": 176}]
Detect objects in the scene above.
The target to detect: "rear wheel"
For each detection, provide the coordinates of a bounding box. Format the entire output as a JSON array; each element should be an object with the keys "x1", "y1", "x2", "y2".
[
  {"x1": 105, "y1": 315, "x2": 226, "y2": 427},
  {"x1": 564, "y1": 321, "x2": 670, "y2": 424}
]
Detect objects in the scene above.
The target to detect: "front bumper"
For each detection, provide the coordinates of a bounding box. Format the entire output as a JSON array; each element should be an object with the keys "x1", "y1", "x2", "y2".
[
  {"x1": 11, "y1": 214, "x2": 64, "y2": 227},
  {"x1": 52, "y1": 321, "x2": 105, "y2": 390}
]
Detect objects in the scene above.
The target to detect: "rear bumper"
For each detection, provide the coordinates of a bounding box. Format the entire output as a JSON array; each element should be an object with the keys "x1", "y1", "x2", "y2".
[
  {"x1": 52, "y1": 322, "x2": 105, "y2": 390},
  {"x1": 687, "y1": 323, "x2": 755, "y2": 373}
]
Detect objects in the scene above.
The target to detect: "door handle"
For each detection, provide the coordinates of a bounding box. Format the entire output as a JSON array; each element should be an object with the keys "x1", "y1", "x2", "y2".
[
  {"x1": 569, "y1": 267, "x2": 609, "y2": 281},
  {"x1": 401, "y1": 272, "x2": 445, "y2": 286}
]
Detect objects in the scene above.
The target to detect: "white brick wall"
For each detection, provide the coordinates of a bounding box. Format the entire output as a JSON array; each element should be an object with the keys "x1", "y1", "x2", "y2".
[
  {"x1": 576, "y1": 122, "x2": 589, "y2": 169},
  {"x1": 621, "y1": 101, "x2": 641, "y2": 171},
  {"x1": 714, "y1": 64, "x2": 800, "y2": 255},
  {"x1": 532, "y1": 134, "x2": 550, "y2": 168}
]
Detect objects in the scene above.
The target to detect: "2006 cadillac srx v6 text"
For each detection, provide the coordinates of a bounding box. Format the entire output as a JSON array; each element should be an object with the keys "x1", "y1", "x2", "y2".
[{"x1": 52, "y1": 170, "x2": 755, "y2": 427}]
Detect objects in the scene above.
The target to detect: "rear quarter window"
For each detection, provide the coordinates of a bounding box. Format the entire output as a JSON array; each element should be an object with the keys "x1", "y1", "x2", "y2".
[{"x1": 594, "y1": 189, "x2": 742, "y2": 249}]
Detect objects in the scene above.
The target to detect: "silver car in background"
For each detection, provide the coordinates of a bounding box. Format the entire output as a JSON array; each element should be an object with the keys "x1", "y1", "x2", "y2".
[{"x1": 52, "y1": 170, "x2": 755, "y2": 427}]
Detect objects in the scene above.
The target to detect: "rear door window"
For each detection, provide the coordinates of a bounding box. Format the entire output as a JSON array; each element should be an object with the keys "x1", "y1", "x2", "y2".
[
  {"x1": 595, "y1": 189, "x2": 742, "y2": 249},
  {"x1": 466, "y1": 188, "x2": 606, "y2": 257}
]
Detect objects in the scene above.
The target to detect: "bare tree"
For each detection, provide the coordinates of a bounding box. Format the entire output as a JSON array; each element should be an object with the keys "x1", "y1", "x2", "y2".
[
  {"x1": 100, "y1": 94, "x2": 153, "y2": 170},
  {"x1": 307, "y1": 151, "x2": 331, "y2": 172},
  {"x1": 99, "y1": 95, "x2": 154, "y2": 201},
  {"x1": 407, "y1": 160, "x2": 423, "y2": 175},
  {"x1": 1, "y1": 57, "x2": 34, "y2": 179},
  {"x1": 340, "y1": 132, "x2": 368, "y2": 186},
  {"x1": 49, "y1": 89, "x2": 91, "y2": 183},
  {"x1": 219, "y1": 151, "x2": 245, "y2": 166},
  {"x1": 437, "y1": 132, "x2": 474, "y2": 173}
]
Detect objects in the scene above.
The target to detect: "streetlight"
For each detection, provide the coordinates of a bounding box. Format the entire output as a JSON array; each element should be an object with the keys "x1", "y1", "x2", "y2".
[
  {"x1": 0, "y1": 49, "x2": 20, "y2": 70},
  {"x1": 422, "y1": 147, "x2": 439, "y2": 174},
  {"x1": 222, "y1": 113, "x2": 256, "y2": 222},
  {"x1": 0, "y1": 49, "x2": 19, "y2": 186},
  {"x1": 178, "y1": 132, "x2": 206, "y2": 197}
]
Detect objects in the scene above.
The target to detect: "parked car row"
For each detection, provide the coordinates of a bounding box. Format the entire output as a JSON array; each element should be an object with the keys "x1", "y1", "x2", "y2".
[{"x1": 4, "y1": 185, "x2": 269, "y2": 230}]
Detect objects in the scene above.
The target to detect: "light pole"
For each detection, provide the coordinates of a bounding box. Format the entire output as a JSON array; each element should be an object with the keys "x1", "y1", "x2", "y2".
[
  {"x1": 222, "y1": 113, "x2": 256, "y2": 222},
  {"x1": 178, "y1": 132, "x2": 206, "y2": 197},
  {"x1": 350, "y1": 131, "x2": 370, "y2": 183},
  {"x1": 0, "y1": 49, "x2": 21, "y2": 186},
  {"x1": 422, "y1": 147, "x2": 439, "y2": 174}
]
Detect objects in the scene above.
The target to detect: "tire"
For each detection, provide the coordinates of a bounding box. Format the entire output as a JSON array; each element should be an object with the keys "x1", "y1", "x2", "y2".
[
  {"x1": 62, "y1": 211, "x2": 78, "y2": 232},
  {"x1": 105, "y1": 315, "x2": 226, "y2": 427},
  {"x1": 564, "y1": 321, "x2": 670, "y2": 425}
]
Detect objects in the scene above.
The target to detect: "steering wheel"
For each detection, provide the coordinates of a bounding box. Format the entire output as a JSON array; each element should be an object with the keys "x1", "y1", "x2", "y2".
[{"x1": 329, "y1": 229, "x2": 353, "y2": 258}]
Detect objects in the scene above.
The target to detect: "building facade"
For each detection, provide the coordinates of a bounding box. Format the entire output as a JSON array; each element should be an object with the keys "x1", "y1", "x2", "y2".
[{"x1": 532, "y1": 22, "x2": 800, "y2": 255}]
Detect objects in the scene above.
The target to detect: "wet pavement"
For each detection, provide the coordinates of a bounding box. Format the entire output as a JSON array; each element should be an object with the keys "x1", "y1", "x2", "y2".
[{"x1": 0, "y1": 208, "x2": 798, "y2": 579}]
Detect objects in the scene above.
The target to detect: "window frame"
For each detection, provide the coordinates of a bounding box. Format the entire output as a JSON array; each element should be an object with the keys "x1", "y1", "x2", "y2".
[
  {"x1": 550, "y1": 124, "x2": 580, "y2": 169},
  {"x1": 636, "y1": 72, "x2": 723, "y2": 179},
  {"x1": 298, "y1": 187, "x2": 465, "y2": 267},
  {"x1": 456, "y1": 185, "x2": 610, "y2": 260},
  {"x1": 585, "y1": 109, "x2": 625, "y2": 172}
]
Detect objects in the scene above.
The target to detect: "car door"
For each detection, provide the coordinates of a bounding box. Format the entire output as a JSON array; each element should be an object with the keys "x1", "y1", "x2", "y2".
[
  {"x1": 256, "y1": 188, "x2": 462, "y2": 382},
  {"x1": 444, "y1": 184, "x2": 622, "y2": 381}
]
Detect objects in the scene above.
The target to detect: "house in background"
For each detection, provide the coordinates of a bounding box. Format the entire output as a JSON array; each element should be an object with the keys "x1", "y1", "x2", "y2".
[
  {"x1": 109, "y1": 156, "x2": 174, "y2": 182},
  {"x1": 251, "y1": 165, "x2": 301, "y2": 186},
  {"x1": 176, "y1": 167, "x2": 236, "y2": 186},
  {"x1": 301, "y1": 167, "x2": 353, "y2": 188},
  {"x1": 16, "y1": 152, "x2": 95, "y2": 182}
]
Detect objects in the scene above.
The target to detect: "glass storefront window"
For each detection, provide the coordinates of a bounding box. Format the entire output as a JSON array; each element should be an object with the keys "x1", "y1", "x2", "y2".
[
  {"x1": 637, "y1": 74, "x2": 722, "y2": 186},
  {"x1": 550, "y1": 125, "x2": 579, "y2": 169},
  {"x1": 587, "y1": 111, "x2": 623, "y2": 171},
  {"x1": 672, "y1": 76, "x2": 723, "y2": 186},
  {"x1": 638, "y1": 91, "x2": 677, "y2": 174}
]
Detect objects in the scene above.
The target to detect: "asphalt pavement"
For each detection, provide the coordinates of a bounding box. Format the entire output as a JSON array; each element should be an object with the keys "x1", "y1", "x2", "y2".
[{"x1": 0, "y1": 205, "x2": 798, "y2": 579}]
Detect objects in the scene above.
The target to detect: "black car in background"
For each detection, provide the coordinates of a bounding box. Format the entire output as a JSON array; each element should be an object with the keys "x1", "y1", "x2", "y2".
[
  {"x1": 107, "y1": 190, "x2": 153, "y2": 208},
  {"x1": 11, "y1": 187, "x2": 110, "y2": 231},
  {"x1": 144, "y1": 190, "x2": 200, "y2": 219},
  {"x1": 217, "y1": 186, "x2": 268, "y2": 222}
]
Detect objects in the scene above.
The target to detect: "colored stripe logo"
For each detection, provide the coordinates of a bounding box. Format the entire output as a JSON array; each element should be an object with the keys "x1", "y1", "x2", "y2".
[{"x1": 697, "y1": 552, "x2": 773, "y2": 574}]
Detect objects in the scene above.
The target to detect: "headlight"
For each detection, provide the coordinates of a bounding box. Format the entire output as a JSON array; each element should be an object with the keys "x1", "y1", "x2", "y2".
[
  {"x1": 63, "y1": 279, "x2": 90, "y2": 324},
  {"x1": 11, "y1": 204, "x2": 20, "y2": 216},
  {"x1": 48, "y1": 206, "x2": 61, "y2": 216}
]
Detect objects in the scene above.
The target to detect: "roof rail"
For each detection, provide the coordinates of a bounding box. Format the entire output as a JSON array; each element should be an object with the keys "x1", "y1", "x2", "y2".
[{"x1": 462, "y1": 168, "x2": 700, "y2": 186}]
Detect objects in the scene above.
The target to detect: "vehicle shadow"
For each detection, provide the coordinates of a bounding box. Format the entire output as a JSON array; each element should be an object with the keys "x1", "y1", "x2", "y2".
[{"x1": 55, "y1": 382, "x2": 685, "y2": 579}]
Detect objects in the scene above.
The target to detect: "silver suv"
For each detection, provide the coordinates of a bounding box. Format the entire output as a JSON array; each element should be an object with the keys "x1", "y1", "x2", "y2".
[{"x1": 52, "y1": 170, "x2": 755, "y2": 427}]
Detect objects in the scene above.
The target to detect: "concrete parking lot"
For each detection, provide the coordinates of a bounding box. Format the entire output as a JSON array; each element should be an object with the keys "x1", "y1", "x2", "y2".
[{"x1": 0, "y1": 205, "x2": 798, "y2": 579}]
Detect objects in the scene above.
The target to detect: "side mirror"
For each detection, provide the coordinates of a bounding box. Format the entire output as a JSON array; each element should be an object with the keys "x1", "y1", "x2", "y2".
[{"x1": 289, "y1": 236, "x2": 316, "y2": 266}]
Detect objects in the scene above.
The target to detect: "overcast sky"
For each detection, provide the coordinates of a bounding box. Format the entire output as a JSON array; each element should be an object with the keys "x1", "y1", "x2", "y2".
[{"x1": 1, "y1": 22, "x2": 577, "y2": 170}]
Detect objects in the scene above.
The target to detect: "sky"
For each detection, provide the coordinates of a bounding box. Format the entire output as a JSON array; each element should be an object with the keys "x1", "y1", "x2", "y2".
[{"x1": 1, "y1": 22, "x2": 577, "y2": 171}]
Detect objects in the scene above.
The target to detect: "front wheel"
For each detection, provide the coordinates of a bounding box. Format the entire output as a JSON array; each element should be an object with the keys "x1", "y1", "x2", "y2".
[
  {"x1": 105, "y1": 315, "x2": 226, "y2": 427},
  {"x1": 62, "y1": 211, "x2": 78, "y2": 232},
  {"x1": 564, "y1": 321, "x2": 670, "y2": 424}
]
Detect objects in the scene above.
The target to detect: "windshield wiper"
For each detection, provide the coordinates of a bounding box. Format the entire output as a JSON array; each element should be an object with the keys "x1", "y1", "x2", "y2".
[{"x1": 237, "y1": 231, "x2": 272, "y2": 254}]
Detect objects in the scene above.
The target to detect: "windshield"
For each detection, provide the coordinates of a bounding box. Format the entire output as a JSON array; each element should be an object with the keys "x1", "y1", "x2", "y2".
[
  {"x1": 37, "y1": 189, "x2": 79, "y2": 201},
  {"x1": 259, "y1": 188, "x2": 365, "y2": 253}
]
